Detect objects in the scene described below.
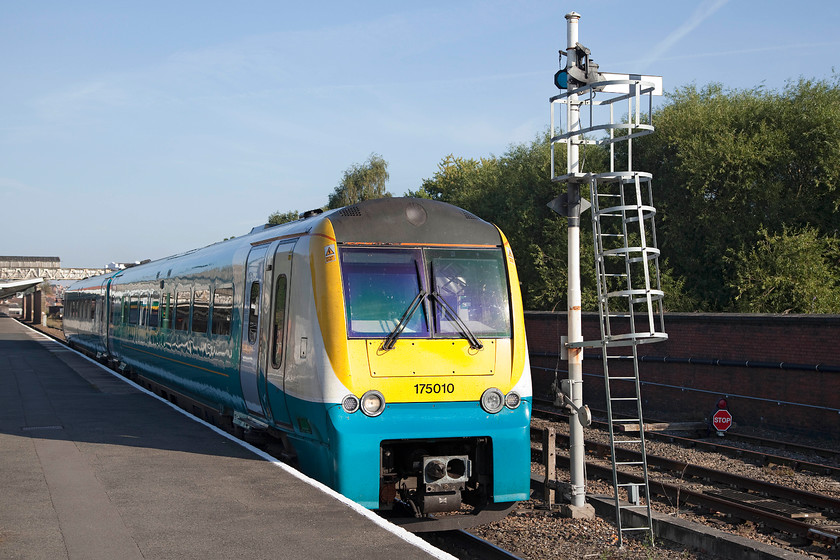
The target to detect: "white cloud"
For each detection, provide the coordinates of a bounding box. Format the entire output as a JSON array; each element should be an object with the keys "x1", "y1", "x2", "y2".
[{"x1": 637, "y1": 0, "x2": 730, "y2": 69}]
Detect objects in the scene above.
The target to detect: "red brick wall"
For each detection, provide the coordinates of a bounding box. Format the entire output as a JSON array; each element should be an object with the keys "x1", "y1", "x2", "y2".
[{"x1": 526, "y1": 312, "x2": 840, "y2": 437}]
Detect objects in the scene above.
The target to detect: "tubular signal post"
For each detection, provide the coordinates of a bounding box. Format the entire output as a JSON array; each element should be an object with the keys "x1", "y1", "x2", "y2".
[{"x1": 561, "y1": 11, "x2": 593, "y2": 519}]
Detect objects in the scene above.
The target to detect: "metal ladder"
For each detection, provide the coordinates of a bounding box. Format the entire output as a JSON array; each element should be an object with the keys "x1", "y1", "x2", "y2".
[
  {"x1": 551, "y1": 76, "x2": 667, "y2": 546},
  {"x1": 591, "y1": 169, "x2": 665, "y2": 546}
]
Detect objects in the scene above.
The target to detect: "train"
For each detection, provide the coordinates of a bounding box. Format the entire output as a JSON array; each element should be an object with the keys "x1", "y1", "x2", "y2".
[{"x1": 64, "y1": 197, "x2": 532, "y2": 528}]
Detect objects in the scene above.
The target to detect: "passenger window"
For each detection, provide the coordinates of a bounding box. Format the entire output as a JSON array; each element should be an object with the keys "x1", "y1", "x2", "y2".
[
  {"x1": 160, "y1": 293, "x2": 171, "y2": 329},
  {"x1": 149, "y1": 292, "x2": 160, "y2": 329},
  {"x1": 192, "y1": 289, "x2": 210, "y2": 334},
  {"x1": 271, "y1": 276, "x2": 287, "y2": 369},
  {"x1": 212, "y1": 286, "x2": 233, "y2": 337},
  {"x1": 111, "y1": 295, "x2": 121, "y2": 325},
  {"x1": 247, "y1": 282, "x2": 260, "y2": 344},
  {"x1": 174, "y1": 290, "x2": 191, "y2": 331},
  {"x1": 139, "y1": 295, "x2": 148, "y2": 327},
  {"x1": 128, "y1": 296, "x2": 140, "y2": 325}
]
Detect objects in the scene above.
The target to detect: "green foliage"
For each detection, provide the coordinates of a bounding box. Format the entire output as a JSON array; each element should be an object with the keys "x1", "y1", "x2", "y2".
[
  {"x1": 635, "y1": 76, "x2": 840, "y2": 311},
  {"x1": 327, "y1": 153, "x2": 392, "y2": 209},
  {"x1": 261, "y1": 76, "x2": 840, "y2": 313},
  {"x1": 417, "y1": 76, "x2": 840, "y2": 313},
  {"x1": 268, "y1": 153, "x2": 392, "y2": 227},
  {"x1": 417, "y1": 134, "x2": 600, "y2": 310},
  {"x1": 415, "y1": 132, "x2": 700, "y2": 312},
  {"x1": 726, "y1": 227, "x2": 840, "y2": 313},
  {"x1": 267, "y1": 210, "x2": 300, "y2": 225}
]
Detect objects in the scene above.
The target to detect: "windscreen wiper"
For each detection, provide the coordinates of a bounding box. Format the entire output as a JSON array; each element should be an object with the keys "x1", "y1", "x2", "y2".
[
  {"x1": 430, "y1": 292, "x2": 483, "y2": 350},
  {"x1": 382, "y1": 290, "x2": 427, "y2": 350}
]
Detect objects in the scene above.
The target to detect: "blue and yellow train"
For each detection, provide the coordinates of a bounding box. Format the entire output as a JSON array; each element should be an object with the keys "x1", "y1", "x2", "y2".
[{"x1": 64, "y1": 197, "x2": 532, "y2": 526}]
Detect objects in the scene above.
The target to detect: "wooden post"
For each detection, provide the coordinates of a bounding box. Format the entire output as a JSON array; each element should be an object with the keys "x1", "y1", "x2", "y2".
[{"x1": 543, "y1": 426, "x2": 557, "y2": 507}]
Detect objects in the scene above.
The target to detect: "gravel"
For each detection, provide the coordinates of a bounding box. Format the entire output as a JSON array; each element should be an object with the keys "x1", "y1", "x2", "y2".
[{"x1": 466, "y1": 415, "x2": 840, "y2": 560}]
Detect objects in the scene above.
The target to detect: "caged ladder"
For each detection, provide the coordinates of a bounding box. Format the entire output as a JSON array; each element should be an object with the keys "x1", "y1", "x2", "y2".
[{"x1": 551, "y1": 77, "x2": 667, "y2": 546}]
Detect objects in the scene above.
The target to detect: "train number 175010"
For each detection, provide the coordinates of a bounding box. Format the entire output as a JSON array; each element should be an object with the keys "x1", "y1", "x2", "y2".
[{"x1": 414, "y1": 383, "x2": 455, "y2": 395}]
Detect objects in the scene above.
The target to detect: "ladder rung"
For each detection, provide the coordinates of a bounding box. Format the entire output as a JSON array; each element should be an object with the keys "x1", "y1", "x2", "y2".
[
  {"x1": 617, "y1": 483, "x2": 645, "y2": 488},
  {"x1": 612, "y1": 418, "x2": 641, "y2": 422},
  {"x1": 606, "y1": 376, "x2": 637, "y2": 380},
  {"x1": 614, "y1": 440, "x2": 642, "y2": 444},
  {"x1": 610, "y1": 397, "x2": 638, "y2": 402},
  {"x1": 620, "y1": 526, "x2": 652, "y2": 531},
  {"x1": 615, "y1": 461, "x2": 644, "y2": 466}
]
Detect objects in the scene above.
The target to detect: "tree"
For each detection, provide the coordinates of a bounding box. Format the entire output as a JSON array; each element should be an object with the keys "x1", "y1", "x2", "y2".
[
  {"x1": 635, "y1": 76, "x2": 840, "y2": 311},
  {"x1": 327, "y1": 153, "x2": 391, "y2": 209},
  {"x1": 417, "y1": 134, "x2": 708, "y2": 312},
  {"x1": 417, "y1": 135, "x2": 604, "y2": 310},
  {"x1": 267, "y1": 210, "x2": 300, "y2": 225},
  {"x1": 726, "y1": 227, "x2": 840, "y2": 313}
]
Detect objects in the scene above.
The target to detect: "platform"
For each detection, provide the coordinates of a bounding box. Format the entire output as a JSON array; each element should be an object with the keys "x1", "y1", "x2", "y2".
[{"x1": 0, "y1": 317, "x2": 451, "y2": 560}]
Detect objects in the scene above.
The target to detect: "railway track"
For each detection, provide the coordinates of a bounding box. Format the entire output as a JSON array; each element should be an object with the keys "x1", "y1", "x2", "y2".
[
  {"x1": 534, "y1": 399, "x2": 840, "y2": 477},
  {"x1": 419, "y1": 529, "x2": 524, "y2": 560},
  {"x1": 531, "y1": 416, "x2": 840, "y2": 549},
  {"x1": 685, "y1": 429, "x2": 840, "y2": 466},
  {"x1": 32, "y1": 324, "x2": 840, "y2": 554}
]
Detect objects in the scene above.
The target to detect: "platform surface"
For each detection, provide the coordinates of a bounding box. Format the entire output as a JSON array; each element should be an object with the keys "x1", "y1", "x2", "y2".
[{"x1": 0, "y1": 318, "x2": 449, "y2": 560}]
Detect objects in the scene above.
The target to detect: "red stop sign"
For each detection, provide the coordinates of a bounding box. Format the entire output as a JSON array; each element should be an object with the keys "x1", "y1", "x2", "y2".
[{"x1": 712, "y1": 409, "x2": 733, "y2": 432}]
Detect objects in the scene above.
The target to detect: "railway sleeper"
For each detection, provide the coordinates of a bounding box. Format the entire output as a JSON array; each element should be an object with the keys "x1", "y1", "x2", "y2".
[{"x1": 706, "y1": 488, "x2": 825, "y2": 520}]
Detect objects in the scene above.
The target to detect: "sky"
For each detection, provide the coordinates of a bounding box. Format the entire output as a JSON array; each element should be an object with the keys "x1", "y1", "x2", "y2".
[{"x1": 2, "y1": 0, "x2": 838, "y2": 268}]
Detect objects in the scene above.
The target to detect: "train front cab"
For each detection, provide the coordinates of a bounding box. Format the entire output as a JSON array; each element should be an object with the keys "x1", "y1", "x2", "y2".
[{"x1": 308, "y1": 201, "x2": 532, "y2": 518}]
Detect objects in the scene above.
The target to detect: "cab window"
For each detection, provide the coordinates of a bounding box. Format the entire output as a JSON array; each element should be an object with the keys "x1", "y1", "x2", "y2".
[{"x1": 340, "y1": 248, "x2": 428, "y2": 338}]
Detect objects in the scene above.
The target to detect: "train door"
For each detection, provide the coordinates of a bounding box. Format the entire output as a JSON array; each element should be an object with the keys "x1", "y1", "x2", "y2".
[
  {"x1": 104, "y1": 278, "x2": 112, "y2": 355},
  {"x1": 263, "y1": 240, "x2": 296, "y2": 427},
  {"x1": 240, "y1": 245, "x2": 269, "y2": 417},
  {"x1": 97, "y1": 282, "x2": 107, "y2": 351}
]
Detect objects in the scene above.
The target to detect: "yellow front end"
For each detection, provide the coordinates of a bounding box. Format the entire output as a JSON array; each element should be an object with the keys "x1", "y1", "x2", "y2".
[
  {"x1": 306, "y1": 215, "x2": 532, "y2": 511},
  {"x1": 308, "y1": 218, "x2": 530, "y2": 405}
]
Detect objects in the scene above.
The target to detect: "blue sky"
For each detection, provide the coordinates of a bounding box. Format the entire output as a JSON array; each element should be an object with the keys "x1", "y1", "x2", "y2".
[{"x1": 2, "y1": 1, "x2": 838, "y2": 268}]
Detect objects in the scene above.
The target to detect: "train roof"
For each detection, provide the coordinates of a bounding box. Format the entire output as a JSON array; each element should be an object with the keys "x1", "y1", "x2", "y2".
[
  {"x1": 67, "y1": 198, "x2": 502, "y2": 291},
  {"x1": 327, "y1": 198, "x2": 501, "y2": 246}
]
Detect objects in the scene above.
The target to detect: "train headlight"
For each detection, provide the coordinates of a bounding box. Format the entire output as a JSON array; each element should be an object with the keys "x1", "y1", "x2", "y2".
[
  {"x1": 504, "y1": 391, "x2": 521, "y2": 409},
  {"x1": 341, "y1": 394, "x2": 360, "y2": 414},
  {"x1": 360, "y1": 390, "x2": 385, "y2": 417},
  {"x1": 480, "y1": 388, "x2": 504, "y2": 414}
]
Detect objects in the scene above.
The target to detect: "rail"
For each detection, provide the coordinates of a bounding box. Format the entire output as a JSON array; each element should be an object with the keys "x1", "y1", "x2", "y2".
[
  {"x1": 532, "y1": 424, "x2": 840, "y2": 546},
  {"x1": 419, "y1": 529, "x2": 524, "y2": 560}
]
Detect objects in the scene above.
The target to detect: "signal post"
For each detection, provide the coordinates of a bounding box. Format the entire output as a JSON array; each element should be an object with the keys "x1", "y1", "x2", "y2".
[{"x1": 548, "y1": 11, "x2": 666, "y2": 532}]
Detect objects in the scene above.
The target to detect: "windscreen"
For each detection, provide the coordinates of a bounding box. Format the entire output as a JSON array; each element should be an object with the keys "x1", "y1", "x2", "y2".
[
  {"x1": 429, "y1": 249, "x2": 511, "y2": 337},
  {"x1": 340, "y1": 247, "x2": 511, "y2": 340},
  {"x1": 341, "y1": 248, "x2": 428, "y2": 338}
]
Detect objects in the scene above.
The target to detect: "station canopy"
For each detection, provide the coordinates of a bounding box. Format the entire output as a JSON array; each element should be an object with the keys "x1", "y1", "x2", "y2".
[{"x1": 0, "y1": 278, "x2": 44, "y2": 300}]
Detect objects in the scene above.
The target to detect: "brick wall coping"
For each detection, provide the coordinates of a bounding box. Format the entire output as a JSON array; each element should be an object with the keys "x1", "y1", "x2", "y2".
[{"x1": 524, "y1": 311, "x2": 840, "y2": 327}]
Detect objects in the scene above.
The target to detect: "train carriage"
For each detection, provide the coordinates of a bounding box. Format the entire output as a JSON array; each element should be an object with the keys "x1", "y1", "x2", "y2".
[{"x1": 65, "y1": 198, "x2": 532, "y2": 526}]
